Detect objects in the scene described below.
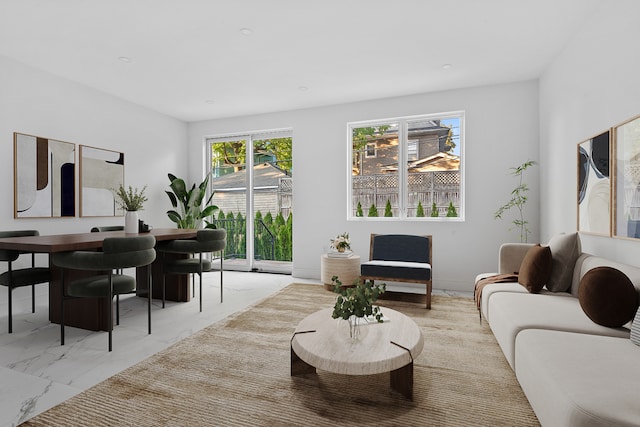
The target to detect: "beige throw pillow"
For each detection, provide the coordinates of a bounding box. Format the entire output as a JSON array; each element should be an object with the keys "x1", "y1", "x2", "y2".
[{"x1": 547, "y1": 232, "x2": 581, "y2": 292}]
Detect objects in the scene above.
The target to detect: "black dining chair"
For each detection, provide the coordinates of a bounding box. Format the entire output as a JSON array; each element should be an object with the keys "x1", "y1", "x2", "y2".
[
  {"x1": 51, "y1": 234, "x2": 156, "y2": 351},
  {"x1": 90, "y1": 225, "x2": 125, "y2": 233},
  {"x1": 157, "y1": 229, "x2": 226, "y2": 312},
  {"x1": 0, "y1": 230, "x2": 51, "y2": 333}
]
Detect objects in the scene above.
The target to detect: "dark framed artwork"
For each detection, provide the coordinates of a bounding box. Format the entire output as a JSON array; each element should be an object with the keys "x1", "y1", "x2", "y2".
[
  {"x1": 14, "y1": 132, "x2": 76, "y2": 218},
  {"x1": 79, "y1": 145, "x2": 124, "y2": 217},
  {"x1": 613, "y1": 114, "x2": 640, "y2": 239},
  {"x1": 577, "y1": 130, "x2": 611, "y2": 236}
]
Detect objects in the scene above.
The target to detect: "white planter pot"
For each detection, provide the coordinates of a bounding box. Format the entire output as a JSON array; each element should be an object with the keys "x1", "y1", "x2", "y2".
[{"x1": 125, "y1": 211, "x2": 139, "y2": 234}]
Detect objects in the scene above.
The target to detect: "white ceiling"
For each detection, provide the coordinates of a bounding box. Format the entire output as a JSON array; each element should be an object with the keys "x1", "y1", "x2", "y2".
[{"x1": 0, "y1": 0, "x2": 603, "y2": 122}]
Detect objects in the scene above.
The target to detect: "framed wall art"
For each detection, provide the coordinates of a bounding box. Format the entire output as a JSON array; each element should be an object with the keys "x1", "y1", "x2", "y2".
[
  {"x1": 613, "y1": 114, "x2": 640, "y2": 239},
  {"x1": 79, "y1": 145, "x2": 124, "y2": 217},
  {"x1": 14, "y1": 132, "x2": 76, "y2": 218},
  {"x1": 577, "y1": 130, "x2": 611, "y2": 236}
]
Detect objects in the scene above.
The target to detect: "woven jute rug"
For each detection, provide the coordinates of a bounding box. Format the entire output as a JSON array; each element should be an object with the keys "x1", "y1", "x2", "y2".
[{"x1": 23, "y1": 284, "x2": 539, "y2": 426}]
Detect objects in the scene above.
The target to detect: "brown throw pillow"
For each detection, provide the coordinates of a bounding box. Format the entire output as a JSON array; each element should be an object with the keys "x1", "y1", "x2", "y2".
[
  {"x1": 578, "y1": 267, "x2": 639, "y2": 328},
  {"x1": 518, "y1": 244, "x2": 552, "y2": 293}
]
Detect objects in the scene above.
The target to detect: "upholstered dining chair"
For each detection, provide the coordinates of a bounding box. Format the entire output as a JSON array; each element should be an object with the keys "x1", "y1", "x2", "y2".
[
  {"x1": 51, "y1": 234, "x2": 156, "y2": 351},
  {"x1": 157, "y1": 229, "x2": 226, "y2": 312},
  {"x1": 90, "y1": 225, "x2": 125, "y2": 233},
  {"x1": 0, "y1": 230, "x2": 51, "y2": 333}
]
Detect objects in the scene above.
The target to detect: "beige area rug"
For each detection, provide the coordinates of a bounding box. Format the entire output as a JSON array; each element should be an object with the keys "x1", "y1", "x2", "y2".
[{"x1": 23, "y1": 284, "x2": 539, "y2": 426}]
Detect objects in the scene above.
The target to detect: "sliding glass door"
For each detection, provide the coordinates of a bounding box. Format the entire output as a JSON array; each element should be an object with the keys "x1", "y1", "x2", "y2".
[{"x1": 207, "y1": 129, "x2": 292, "y2": 274}]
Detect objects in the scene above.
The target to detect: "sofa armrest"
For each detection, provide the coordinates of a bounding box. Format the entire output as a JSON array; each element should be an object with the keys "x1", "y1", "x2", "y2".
[{"x1": 499, "y1": 243, "x2": 534, "y2": 274}]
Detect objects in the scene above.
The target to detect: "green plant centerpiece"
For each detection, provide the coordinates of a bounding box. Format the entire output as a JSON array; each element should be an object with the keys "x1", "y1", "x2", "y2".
[
  {"x1": 165, "y1": 173, "x2": 219, "y2": 229},
  {"x1": 331, "y1": 276, "x2": 386, "y2": 339},
  {"x1": 494, "y1": 160, "x2": 537, "y2": 242},
  {"x1": 114, "y1": 185, "x2": 148, "y2": 211}
]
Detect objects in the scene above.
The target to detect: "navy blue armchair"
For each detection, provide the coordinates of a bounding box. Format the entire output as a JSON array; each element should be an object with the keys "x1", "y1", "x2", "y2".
[{"x1": 360, "y1": 234, "x2": 433, "y2": 309}]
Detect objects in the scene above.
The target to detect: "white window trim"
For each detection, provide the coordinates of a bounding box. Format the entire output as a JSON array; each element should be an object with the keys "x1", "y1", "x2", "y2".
[
  {"x1": 347, "y1": 111, "x2": 465, "y2": 221},
  {"x1": 365, "y1": 142, "x2": 377, "y2": 158}
]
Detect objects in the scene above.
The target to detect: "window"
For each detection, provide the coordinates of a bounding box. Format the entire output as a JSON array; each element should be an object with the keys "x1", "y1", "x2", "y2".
[
  {"x1": 407, "y1": 139, "x2": 418, "y2": 161},
  {"x1": 365, "y1": 143, "x2": 377, "y2": 158},
  {"x1": 349, "y1": 111, "x2": 463, "y2": 220}
]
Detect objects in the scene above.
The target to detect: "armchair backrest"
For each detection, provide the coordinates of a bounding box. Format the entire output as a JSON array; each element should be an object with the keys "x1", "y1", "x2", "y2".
[
  {"x1": 158, "y1": 229, "x2": 226, "y2": 254},
  {"x1": 52, "y1": 235, "x2": 156, "y2": 271},
  {"x1": 0, "y1": 230, "x2": 40, "y2": 262},
  {"x1": 370, "y1": 234, "x2": 431, "y2": 264}
]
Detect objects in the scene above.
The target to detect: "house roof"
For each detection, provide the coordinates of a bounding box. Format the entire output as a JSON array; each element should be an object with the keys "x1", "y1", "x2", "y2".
[{"x1": 381, "y1": 152, "x2": 460, "y2": 173}]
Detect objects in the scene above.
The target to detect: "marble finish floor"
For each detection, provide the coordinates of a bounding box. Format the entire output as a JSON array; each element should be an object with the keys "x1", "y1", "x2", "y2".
[
  {"x1": 0, "y1": 271, "x2": 316, "y2": 427},
  {"x1": 0, "y1": 272, "x2": 470, "y2": 427}
]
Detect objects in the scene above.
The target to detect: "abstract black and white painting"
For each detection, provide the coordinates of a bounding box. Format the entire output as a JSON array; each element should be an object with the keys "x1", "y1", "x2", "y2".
[
  {"x1": 14, "y1": 132, "x2": 75, "y2": 218},
  {"x1": 577, "y1": 130, "x2": 611, "y2": 236},
  {"x1": 613, "y1": 115, "x2": 640, "y2": 239},
  {"x1": 80, "y1": 145, "x2": 124, "y2": 217}
]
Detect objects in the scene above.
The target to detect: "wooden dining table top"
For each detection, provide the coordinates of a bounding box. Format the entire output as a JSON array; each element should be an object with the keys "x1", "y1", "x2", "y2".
[{"x1": 0, "y1": 228, "x2": 198, "y2": 253}]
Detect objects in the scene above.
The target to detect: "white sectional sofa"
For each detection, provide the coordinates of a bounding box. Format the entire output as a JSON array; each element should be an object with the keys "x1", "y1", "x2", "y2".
[{"x1": 477, "y1": 234, "x2": 640, "y2": 427}]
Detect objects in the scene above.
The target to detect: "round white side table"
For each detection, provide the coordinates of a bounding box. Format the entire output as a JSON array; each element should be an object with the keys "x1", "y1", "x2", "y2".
[{"x1": 320, "y1": 253, "x2": 361, "y2": 290}]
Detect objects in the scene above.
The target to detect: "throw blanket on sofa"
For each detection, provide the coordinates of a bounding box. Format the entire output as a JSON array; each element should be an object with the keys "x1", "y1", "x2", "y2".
[{"x1": 474, "y1": 274, "x2": 519, "y2": 313}]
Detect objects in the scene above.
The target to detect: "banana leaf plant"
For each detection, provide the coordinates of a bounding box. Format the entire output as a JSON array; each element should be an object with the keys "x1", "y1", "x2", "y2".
[{"x1": 165, "y1": 173, "x2": 218, "y2": 229}]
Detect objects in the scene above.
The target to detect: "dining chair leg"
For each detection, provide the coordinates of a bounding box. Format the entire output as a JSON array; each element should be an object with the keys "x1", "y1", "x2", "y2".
[
  {"x1": 199, "y1": 271, "x2": 203, "y2": 312},
  {"x1": 147, "y1": 267, "x2": 151, "y2": 335},
  {"x1": 220, "y1": 251, "x2": 224, "y2": 303},
  {"x1": 108, "y1": 273, "x2": 113, "y2": 352},
  {"x1": 162, "y1": 273, "x2": 166, "y2": 309},
  {"x1": 31, "y1": 254, "x2": 36, "y2": 313},
  {"x1": 60, "y1": 269, "x2": 65, "y2": 346},
  {"x1": 116, "y1": 294, "x2": 120, "y2": 325},
  {"x1": 7, "y1": 284, "x2": 12, "y2": 333}
]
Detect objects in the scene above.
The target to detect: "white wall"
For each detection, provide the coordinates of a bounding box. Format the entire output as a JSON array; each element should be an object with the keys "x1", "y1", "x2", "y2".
[
  {"x1": 189, "y1": 80, "x2": 539, "y2": 291},
  {"x1": 0, "y1": 55, "x2": 188, "y2": 235},
  {"x1": 539, "y1": 0, "x2": 640, "y2": 265}
]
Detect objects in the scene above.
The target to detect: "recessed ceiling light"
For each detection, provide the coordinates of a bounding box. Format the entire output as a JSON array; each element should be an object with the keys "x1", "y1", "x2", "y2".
[
  {"x1": 118, "y1": 56, "x2": 132, "y2": 63},
  {"x1": 239, "y1": 28, "x2": 253, "y2": 36},
  {"x1": 298, "y1": 86, "x2": 309, "y2": 91},
  {"x1": 442, "y1": 63, "x2": 452, "y2": 70}
]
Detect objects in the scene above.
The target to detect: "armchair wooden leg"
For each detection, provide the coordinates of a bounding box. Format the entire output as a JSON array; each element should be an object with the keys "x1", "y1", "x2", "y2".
[{"x1": 425, "y1": 281, "x2": 432, "y2": 309}]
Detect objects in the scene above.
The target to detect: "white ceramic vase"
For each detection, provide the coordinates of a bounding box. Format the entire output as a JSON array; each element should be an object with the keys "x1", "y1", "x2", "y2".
[{"x1": 125, "y1": 211, "x2": 139, "y2": 234}]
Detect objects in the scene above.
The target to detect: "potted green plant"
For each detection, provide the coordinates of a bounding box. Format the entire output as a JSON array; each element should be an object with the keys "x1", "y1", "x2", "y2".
[
  {"x1": 494, "y1": 160, "x2": 537, "y2": 242},
  {"x1": 165, "y1": 173, "x2": 219, "y2": 229},
  {"x1": 114, "y1": 185, "x2": 148, "y2": 233},
  {"x1": 331, "y1": 276, "x2": 386, "y2": 339}
]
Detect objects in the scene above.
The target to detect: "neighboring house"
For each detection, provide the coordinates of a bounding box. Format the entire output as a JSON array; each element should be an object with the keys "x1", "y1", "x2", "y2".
[
  {"x1": 210, "y1": 162, "x2": 292, "y2": 217},
  {"x1": 355, "y1": 120, "x2": 455, "y2": 176}
]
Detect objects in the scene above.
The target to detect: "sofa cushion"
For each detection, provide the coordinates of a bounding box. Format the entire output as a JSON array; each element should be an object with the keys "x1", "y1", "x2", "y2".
[
  {"x1": 630, "y1": 308, "x2": 640, "y2": 346},
  {"x1": 515, "y1": 329, "x2": 640, "y2": 427},
  {"x1": 578, "y1": 267, "x2": 639, "y2": 327},
  {"x1": 518, "y1": 244, "x2": 552, "y2": 293},
  {"x1": 487, "y1": 292, "x2": 629, "y2": 369},
  {"x1": 547, "y1": 232, "x2": 581, "y2": 292},
  {"x1": 360, "y1": 260, "x2": 431, "y2": 282}
]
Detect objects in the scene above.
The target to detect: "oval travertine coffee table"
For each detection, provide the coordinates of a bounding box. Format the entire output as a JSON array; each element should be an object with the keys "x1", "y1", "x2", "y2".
[{"x1": 290, "y1": 307, "x2": 424, "y2": 400}]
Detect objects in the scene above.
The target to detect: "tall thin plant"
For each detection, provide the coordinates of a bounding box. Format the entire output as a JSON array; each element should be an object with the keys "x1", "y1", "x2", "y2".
[{"x1": 494, "y1": 160, "x2": 536, "y2": 242}]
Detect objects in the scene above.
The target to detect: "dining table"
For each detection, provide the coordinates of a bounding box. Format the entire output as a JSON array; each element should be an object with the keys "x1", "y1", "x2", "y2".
[{"x1": 0, "y1": 228, "x2": 198, "y2": 332}]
